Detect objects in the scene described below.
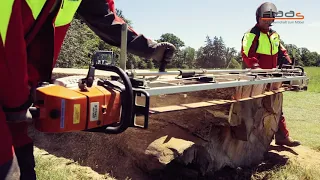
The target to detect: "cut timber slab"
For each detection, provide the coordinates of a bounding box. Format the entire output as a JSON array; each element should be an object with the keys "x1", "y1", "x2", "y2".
[{"x1": 29, "y1": 69, "x2": 285, "y2": 179}]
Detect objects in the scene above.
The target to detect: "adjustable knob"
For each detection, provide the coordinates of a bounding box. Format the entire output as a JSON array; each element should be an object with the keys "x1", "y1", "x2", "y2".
[{"x1": 50, "y1": 109, "x2": 60, "y2": 119}]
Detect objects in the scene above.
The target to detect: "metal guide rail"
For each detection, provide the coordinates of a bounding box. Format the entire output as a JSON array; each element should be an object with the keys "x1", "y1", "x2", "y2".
[{"x1": 126, "y1": 67, "x2": 308, "y2": 96}]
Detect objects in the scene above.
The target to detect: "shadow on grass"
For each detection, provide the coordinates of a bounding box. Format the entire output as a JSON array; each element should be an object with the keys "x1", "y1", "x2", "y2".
[
  {"x1": 149, "y1": 150, "x2": 289, "y2": 180},
  {"x1": 31, "y1": 125, "x2": 292, "y2": 180},
  {"x1": 269, "y1": 144, "x2": 299, "y2": 155}
]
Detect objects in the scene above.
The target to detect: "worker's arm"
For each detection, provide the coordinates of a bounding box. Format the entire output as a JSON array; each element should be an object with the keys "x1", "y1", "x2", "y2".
[
  {"x1": 0, "y1": 1, "x2": 33, "y2": 120},
  {"x1": 241, "y1": 32, "x2": 260, "y2": 68},
  {"x1": 77, "y1": 0, "x2": 174, "y2": 62},
  {"x1": 278, "y1": 43, "x2": 292, "y2": 64}
]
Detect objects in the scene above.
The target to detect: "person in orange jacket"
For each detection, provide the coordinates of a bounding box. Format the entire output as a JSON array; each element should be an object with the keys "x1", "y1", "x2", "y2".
[
  {"x1": 0, "y1": 0, "x2": 175, "y2": 179},
  {"x1": 241, "y1": 2, "x2": 301, "y2": 147}
]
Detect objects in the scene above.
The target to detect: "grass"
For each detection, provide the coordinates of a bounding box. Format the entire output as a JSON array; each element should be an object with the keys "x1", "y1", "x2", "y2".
[
  {"x1": 282, "y1": 67, "x2": 320, "y2": 150},
  {"x1": 34, "y1": 148, "x2": 116, "y2": 180},
  {"x1": 34, "y1": 66, "x2": 320, "y2": 179},
  {"x1": 303, "y1": 67, "x2": 320, "y2": 93},
  {"x1": 282, "y1": 91, "x2": 320, "y2": 150},
  {"x1": 259, "y1": 161, "x2": 320, "y2": 180}
]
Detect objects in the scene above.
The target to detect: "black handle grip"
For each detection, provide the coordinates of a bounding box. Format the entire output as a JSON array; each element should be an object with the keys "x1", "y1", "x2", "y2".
[
  {"x1": 93, "y1": 64, "x2": 134, "y2": 134},
  {"x1": 29, "y1": 107, "x2": 40, "y2": 119},
  {"x1": 294, "y1": 66, "x2": 304, "y2": 74},
  {"x1": 159, "y1": 61, "x2": 167, "y2": 72},
  {"x1": 158, "y1": 47, "x2": 173, "y2": 72}
]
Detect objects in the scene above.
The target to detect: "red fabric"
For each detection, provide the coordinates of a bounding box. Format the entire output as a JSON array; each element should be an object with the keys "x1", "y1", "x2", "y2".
[
  {"x1": 106, "y1": 0, "x2": 115, "y2": 12},
  {"x1": 279, "y1": 43, "x2": 292, "y2": 63},
  {"x1": 278, "y1": 115, "x2": 289, "y2": 137},
  {"x1": 0, "y1": 0, "x2": 30, "y2": 108},
  {"x1": 110, "y1": 0, "x2": 139, "y2": 36},
  {"x1": 21, "y1": 0, "x2": 35, "y2": 35},
  {"x1": 0, "y1": 18, "x2": 14, "y2": 167},
  {"x1": 7, "y1": 122, "x2": 33, "y2": 148},
  {"x1": 0, "y1": 109, "x2": 14, "y2": 165}
]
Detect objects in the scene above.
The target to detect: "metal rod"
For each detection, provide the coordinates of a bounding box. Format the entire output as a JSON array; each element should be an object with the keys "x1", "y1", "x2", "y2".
[
  {"x1": 135, "y1": 76, "x2": 307, "y2": 96},
  {"x1": 147, "y1": 74, "x2": 256, "y2": 84},
  {"x1": 127, "y1": 68, "x2": 303, "y2": 77},
  {"x1": 120, "y1": 24, "x2": 127, "y2": 71}
]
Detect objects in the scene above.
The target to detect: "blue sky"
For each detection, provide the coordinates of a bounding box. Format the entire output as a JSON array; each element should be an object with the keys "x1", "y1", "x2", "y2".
[{"x1": 115, "y1": 0, "x2": 320, "y2": 53}]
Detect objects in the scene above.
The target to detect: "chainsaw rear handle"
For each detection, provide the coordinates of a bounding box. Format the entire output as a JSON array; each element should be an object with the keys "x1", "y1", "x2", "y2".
[
  {"x1": 29, "y1": 107, "x2": 39, "y2": 119},
  {"x1": 294, "y1": 66, "x2": 304, "y2": 74},
  {"x1": 92, "y1": 64, "x2": 134, "y2": 134}
]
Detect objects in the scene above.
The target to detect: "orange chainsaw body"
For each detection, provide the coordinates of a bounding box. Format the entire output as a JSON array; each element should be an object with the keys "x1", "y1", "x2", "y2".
[{"x1": 34, "y1": 85, "x2": 121, "y2": 133}]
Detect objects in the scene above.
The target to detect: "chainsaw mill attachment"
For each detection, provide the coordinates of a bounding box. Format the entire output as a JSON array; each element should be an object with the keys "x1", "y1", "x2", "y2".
[{"x1": 30, "y1": 24, "x2": 309, "y2": 135}]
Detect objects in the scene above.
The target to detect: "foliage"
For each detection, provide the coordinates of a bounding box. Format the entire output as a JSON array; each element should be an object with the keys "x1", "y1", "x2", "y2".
[
  {"x1": 156, "y1": 33, "x2": 185, "y2": 50},
  {"x1": 55, "y1": 10, "x2": 320, "y2": 70}
]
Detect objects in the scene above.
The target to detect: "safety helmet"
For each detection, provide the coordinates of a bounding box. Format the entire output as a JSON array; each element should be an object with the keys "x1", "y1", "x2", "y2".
[{"x1": 256, "y1": 2, "x2": 278, "y2": 22}]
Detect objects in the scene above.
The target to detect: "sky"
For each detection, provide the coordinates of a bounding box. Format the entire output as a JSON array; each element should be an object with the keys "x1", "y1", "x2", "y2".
[{"x1": 115, "y1": 0, "x2": 320, "y2": 53}]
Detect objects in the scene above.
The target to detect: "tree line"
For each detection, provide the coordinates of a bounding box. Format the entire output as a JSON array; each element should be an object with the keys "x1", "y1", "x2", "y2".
[{"x1": 56, "y1": 10, "x2": 320, "y2": 69}]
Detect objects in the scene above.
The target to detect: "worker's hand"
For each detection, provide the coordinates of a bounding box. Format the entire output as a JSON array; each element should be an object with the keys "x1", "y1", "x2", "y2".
[
  {"x1": 252, "y1": 63, "x2": 260, "y2": 69},
  {"x1": 151, "y1": 42, "x2": 176, "y2": 63},
  {"x1": 285, "y1": 55, "x2": 292, "y2": 64}
]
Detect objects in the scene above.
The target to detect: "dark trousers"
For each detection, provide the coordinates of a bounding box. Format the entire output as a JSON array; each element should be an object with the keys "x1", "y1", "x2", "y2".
[{"x1": 0, "y1": 143, "x2": 36, "y2": 180}]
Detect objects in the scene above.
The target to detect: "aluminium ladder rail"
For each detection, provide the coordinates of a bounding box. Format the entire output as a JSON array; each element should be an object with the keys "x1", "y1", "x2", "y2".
[{"x1": 132, "y1": 75, "x2": 307, "y2": 96}]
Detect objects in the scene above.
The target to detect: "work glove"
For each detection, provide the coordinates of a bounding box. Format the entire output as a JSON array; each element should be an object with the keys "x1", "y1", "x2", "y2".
[
  {"x1": 252, "y1": 63, "x2": 261, "y2": 69},
  {"x1": 150, "y1": 42, "x2": 176, "y2": 71}
]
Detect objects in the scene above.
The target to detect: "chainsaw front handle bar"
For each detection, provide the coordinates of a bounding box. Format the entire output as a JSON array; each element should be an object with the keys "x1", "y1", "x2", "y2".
[{"x1": 93, "y1": 64, "x2": 134, "y2": 134}]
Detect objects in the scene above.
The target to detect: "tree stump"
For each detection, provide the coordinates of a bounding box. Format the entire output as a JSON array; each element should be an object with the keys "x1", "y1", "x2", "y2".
[{"x1": 29, "y1": 70, "x2": 284, "y2": 179}]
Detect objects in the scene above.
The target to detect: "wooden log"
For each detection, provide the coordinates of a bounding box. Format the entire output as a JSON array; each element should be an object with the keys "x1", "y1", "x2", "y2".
[{"x1": 28, "y1": 69, "x2": 284, "y2": 179}]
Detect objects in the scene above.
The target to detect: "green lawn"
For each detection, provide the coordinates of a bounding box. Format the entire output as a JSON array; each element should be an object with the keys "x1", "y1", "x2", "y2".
[
  {"x1": 282, "y1": 91, "x2": 320, "y2": 150},
  {"x1": 303, "y1": 67, "x2": 320, "y2": 93},
  {"x1": 283, "y1": 67, "x2": 320, "y2": 150}
]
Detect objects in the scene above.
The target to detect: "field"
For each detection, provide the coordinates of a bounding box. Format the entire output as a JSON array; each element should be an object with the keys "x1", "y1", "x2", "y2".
[{"x1": 33, "y1": 67, "x2": 320, "y2": 179}]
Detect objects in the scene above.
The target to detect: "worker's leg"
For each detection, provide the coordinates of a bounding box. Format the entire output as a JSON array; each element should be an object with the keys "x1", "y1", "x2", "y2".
[
  {"x1": 7, "y1": 121, "x2": 36, "y2": 180},
  {"x1": 0, "y1": 109, "x2": 21, "y2": 180},
  {"x1": 277, "y1": 113, "x2": 289, "y2": 138},
  {"x1": 275, "y1": 112, "x2": 301, "y2": 147}
]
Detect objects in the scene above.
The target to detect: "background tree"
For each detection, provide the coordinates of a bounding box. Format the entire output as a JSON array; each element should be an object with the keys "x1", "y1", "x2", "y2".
[{"x1": 55, "y1": 10, "x2": 320, "y2": 69}]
